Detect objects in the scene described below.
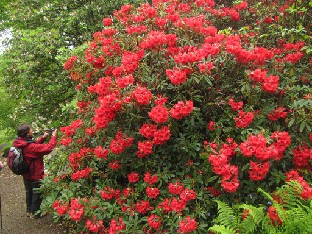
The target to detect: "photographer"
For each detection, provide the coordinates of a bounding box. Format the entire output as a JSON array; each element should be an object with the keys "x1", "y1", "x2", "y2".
[{"x1": 12, "y1": 124, "x2": 57, "y2": 219}]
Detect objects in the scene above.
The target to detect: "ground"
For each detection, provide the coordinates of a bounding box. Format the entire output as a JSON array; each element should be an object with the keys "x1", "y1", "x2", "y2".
[{"x1": 0, "y1": 165, "x2": 67, "y2": 234}]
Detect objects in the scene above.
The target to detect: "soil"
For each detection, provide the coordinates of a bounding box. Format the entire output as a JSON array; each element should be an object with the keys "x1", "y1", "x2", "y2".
[{"x1": 0, "y1": 165, "x2": 68, "y2": 234}]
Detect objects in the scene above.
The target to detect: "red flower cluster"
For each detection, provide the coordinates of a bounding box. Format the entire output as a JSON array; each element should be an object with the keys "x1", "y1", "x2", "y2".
[
  {"x1": 249, "y1": 161, "x2": 270, "y2": 181},
  {"x1": 71, "y1": 167, "x2": 93, "y2": 181},
  {"x1": 144, "y1": 171, "x2": 159, "y2": 185},
  {"x1": 166, "y1": 67, "x2": 188, "y2": 85},
  {"x1": 148, "y1": 104, "x2": 169, "y2": 123},
  {"x1": 168, "y1": 182, "x2": 184, "y2": 195},
  {"x1": 267, "y1": 206, "x2": 283, "y2": 226},
  {"x1": 64, "y1": 55, "x2": 78, "y2": 71},
  {"x1": 268, "y1": 107, "x2": 288, "y2": 121},
  {"x1": 286, "y1": 170, "x2": 312, "y2": 200},
  {"x1": 178, "y1": 216, "x2": 198, "y2": 233},
  {"x1": 170, "y1": 100, "x2": 194, "y2": 120},
  {"x1": 52, "y1": 200, "x2": 69, "y2": 216},
  {"x1": 100, "y1": 186, "x2": 116, "y2": 200},
  {"x1": 229, "y1": 98, "x2": 243, "y2": 111},
  {"x1": 133, "y1": 85, "x2": 153, "y2": 105},
  {"x1": 93, "y1": 146, "x2": 109, "y2": 159},
  {"x1": 137, "y1": 140, "x2": 153, "y2": 158},
  {"x1": 146, "y1": 186, "x2": 160, "y2": 199},
  {"x1": 139, "y1": 123, "x2": 157, "y2": 138},
  {"x1": 148, "y1": 214, "x2": 162, "y2": 230},
  {"x1": 127, "y1": 171, "x2": 140, "y2": 183},
  {"x1": 292, "y1": 145, "x2": 312, "y2": 169},
  {"x1": 249, "y1": 69, "x2": 279, "y2": 93},
  {"x1": 109, "y1": 131, "x2": 133, "y2": 154},
  {"x1": 208, "y1": 139, "x2": 239, "y2": 192},
  {"x1": 234, "y1": 111, "x2": 254, "y2": 128},
  {"x1": 136, "y1": 200, "x2": 152, "y2": 214},
  {"x1": 107, "y1": 217, "x2": 126, "y2": 233},
  {"x1": 102, "y1": 17, "x2": 113, "y2": 26},
  {"x1": 68, "y1": 198, "x2": 84, "y2": 221},
  {"x1": 85, "y1": 217, "x2": 104, "y2": 233}
]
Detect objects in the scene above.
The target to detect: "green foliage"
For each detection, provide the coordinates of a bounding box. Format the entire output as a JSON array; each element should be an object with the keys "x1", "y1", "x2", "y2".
[
  {"x1": 0, "y1": 0, "x2": 143, "y2": 131},
  {"x1": 210, "y1": 181, "x2": 312, "y2": 234},
  {"x1": 30, "y1": 0, "x2": 311, "y2": 233}
]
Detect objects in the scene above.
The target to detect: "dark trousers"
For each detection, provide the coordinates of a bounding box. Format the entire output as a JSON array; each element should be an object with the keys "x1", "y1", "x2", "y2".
[{"x1": 23, "y1": 179, "x2": 42, "y2": 215}]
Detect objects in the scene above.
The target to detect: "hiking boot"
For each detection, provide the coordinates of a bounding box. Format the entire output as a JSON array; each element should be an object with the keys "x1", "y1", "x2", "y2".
[
  {"x1": 29, "y1": 212, "x2": 48, "y2": 219},
  {"x1": 29, "y1": 214, "x2": 39, "y2": 219}
]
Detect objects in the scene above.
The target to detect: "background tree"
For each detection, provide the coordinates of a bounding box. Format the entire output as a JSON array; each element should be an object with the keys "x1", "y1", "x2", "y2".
[{"x1": 0, "y1": 0, "x2": 142, "y2": 139}]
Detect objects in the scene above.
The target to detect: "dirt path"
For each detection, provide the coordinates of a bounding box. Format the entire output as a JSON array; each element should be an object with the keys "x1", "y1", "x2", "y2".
[{"x1": 0, "y1": 165, "x2": 67, "y2": 234}]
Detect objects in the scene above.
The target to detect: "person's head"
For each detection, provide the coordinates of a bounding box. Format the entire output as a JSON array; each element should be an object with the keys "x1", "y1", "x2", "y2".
[{"x1": 17, "y1": 124, "x2": 33, "y2": 138}]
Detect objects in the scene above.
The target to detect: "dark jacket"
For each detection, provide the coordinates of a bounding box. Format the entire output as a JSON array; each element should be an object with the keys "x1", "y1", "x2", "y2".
[{"x1": 13, "y1": 136, "x2": 57, "y2": 181}]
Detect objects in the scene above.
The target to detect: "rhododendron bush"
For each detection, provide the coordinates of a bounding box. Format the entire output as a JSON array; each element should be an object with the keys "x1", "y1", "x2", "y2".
[{"x1": 40, "y1": 0, "x2": 311, "y2": 233}]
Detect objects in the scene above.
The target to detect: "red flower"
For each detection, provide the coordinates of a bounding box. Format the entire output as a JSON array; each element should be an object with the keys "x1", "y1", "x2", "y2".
[
  {"x1": 267, "y1": 206, "x2": 283, "y2": 226},
  {"x1": 144, "y1": 171, "x2": 158, "y2": 185},
  {"x1": 148, "y1": 105, "x2": 169, "y2": 123},
  {"x1": 68, "y1": 198, "x2": 84, "y2": 221},
  {"x1": 102, "y1": 17, "x2": 113, "y2": 26},
  {"x1": 229, "y1": 98, "x2": 243, "y2": 111},
  {"x1": 268, "y1": 107, "x2": 288, "y2": 121},
  {"x1": 166, "y1": 67, "x2": 188, "y2": 85},
  {"x1": 180, "y1": 188, "x2": 197, "y2": 202},
  {"x1": 148, "y1": 214, "x2": 162, "y2": 230},
  {"x1": 207, "y1": 121, "x2": 216, "y2": 131},
  {"x1": 108, "y1": 160, "x2": 121, "y2": 170},
  {"x1": 100, "y1": 187, "x2": 115, "y2": 200},
  {"x1": 221, "y1": 178, "x2": 239, "y2": 193},
  {"x1": 127, "y1": 172, "x2": 139, "y2": 183},
  {"x1": 136, "y1": 200, "x2": 151, "y2": 214},
  {"x1": 116, "y1": 74, "x2": 134, "y2": 88},
  {"x1": 234, "y1": 111, "x2": 254, "y2": 128},
  {"x1": 71, "y1": 167, "x2": 93, "y2": 181},
  {"x1": 285, "y1": 52, "x2": 304, "y2": 64},
  {"x1": 158, "y1": 198, "x2": 171, "y2": 213},
  {"x1": 133, "y1": 86, "x2": 153, "y2": 105},
  {"x1": 168, "y1": 182, "x2": 184, "y2": 195},
  {"x1": 249, "y1": 161, "x2": 270, "y2": 181},
  {"x1": 139, "y1": 123, "x2": 157, "y2": 138},
  {"x1": 249, "y1": 68, "x2": 266, "y2": 82},
  {"x1": 170, "y1": 100, "x2": 194, "y2": 120},
  {"x1": 85, "y1": 217, "x2": 104, "y2": 233},
  {"x1": 153, "y1": 125, "x2": 171, "y2": 145},
  {"x1": 64, "y1": 55, "x2": 78, "y2": 71},
  {"x1": 179, "y1": 216, "x2": 198, "y2": 233},
  {"x1": 171, "y1": 198, "x2": 186, "y2": 213},
  {"x1": 137, "y1": 140, "x2": 154, "y2": 158},
  {"x1": 261, "y1": 75, "x2": 279, "y2": 93},
  {"x1": 146, "y1": 186, "x2": 160, "y2": 199},
  {"x1": 94, "y1": 146, "x2": 108, "y2": 159}
]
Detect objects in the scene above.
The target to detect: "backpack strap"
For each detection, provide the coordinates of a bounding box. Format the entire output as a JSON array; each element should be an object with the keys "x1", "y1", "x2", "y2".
[{"x1": 19, "y1": 141, "x2": 34, "y2": 180}]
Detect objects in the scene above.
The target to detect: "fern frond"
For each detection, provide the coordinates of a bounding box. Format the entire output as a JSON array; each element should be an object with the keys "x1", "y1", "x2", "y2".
[
  {"x1": 214, "y1": 200, "x2": 238, "y2": 229},
  {"x1": 260, "y1": 216, "x2": 278, "y2": 234},
  {"x1": 238, "y1": 204, "x2": 265, "y2": 233},
  {"x1": 275, "y1": 181, "x2": 304, "y2": 210},
  {"x1": 208, "y1": 225, "x2": 237, "y2": 234}
]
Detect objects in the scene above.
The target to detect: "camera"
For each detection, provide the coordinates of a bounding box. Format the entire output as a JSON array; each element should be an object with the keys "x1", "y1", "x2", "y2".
[{"x1": 45, "y1": 128, "x2": 55, "y2": 134}]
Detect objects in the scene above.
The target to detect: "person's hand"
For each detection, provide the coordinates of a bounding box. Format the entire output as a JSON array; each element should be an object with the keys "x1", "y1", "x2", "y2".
[
  {"x1": 0, "y1": 161, "x2": 3, "y2": 170},
  {"x1": 43, "y1": 131, "x2": 50, "y2": 138},
  {"x1": 52, "y1": 129, "x2": 57, "y2": 137}
]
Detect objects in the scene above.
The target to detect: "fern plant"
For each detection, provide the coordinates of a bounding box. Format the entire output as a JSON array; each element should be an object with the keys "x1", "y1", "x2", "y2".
[
  {"x1": 209, "y1": 181, "x2": 312, "y2": 234},
  {"x1": 258, "y1": 181, "x2": 312, "y2": 234}
]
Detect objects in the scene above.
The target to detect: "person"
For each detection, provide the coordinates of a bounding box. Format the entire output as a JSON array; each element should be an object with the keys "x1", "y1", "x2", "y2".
[{"x1": 12, "y1": 124, "x2": 57, "y2": 219}]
